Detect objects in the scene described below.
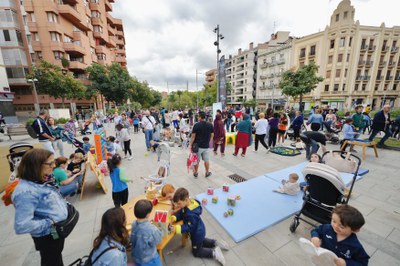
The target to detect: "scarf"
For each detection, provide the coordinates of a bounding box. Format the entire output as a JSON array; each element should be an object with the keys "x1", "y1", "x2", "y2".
[{"x1": 237, "y1": 114, "x2": 252, "y2": 134}]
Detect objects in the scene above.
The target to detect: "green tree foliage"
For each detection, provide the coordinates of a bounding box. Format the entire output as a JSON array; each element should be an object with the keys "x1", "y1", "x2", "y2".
[
  {"x1": 279, "y1": 62, "x2": 323, "y2": 111},
  {"x1": 29, "y1": 60, "x2": 85, "y2": 108}
]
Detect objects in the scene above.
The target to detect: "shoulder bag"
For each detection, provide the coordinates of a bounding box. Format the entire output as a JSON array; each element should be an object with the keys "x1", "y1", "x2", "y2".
[{"x1": 54, "y1": 202, "x2": 79, "y2": 238}]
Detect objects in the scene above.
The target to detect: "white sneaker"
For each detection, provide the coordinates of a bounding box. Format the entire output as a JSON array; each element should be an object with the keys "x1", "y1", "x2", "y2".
[
  {"x1": 216, "y1": 239, "x2": 230, "y2": 251},
  {"x1": 214, "y1": 246, "x2": 226, "y2": 265},
  {"x1": 128, "y1": 156, "x2": 133, "y2": 160}
]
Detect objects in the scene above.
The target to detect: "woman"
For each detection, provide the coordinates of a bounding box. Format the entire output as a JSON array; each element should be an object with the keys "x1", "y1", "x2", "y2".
[
  {"x1": 91, "y1": 207, "x2": 129, "y2": 266},
  {"x1": 47, "y1": 117, "x2": 65, "y2": 157},
  {"x1": 277, "y1": 112, "x2": 288, "y2": 146},
  {"x1": 307, "y1": 108, "x2": 324, "y2": 131},
  {"x1": 164, "y1": 110, "x2": 171, "y2": 128},
  {"x1": 213, "y1": 113, "x2": 226, "y2": 156},
  {"x1": 11, "y1": 149, "x2": 69, "y2": 265},
  {"x1": 178, "y1": 113, "x2": 188, "y2": 133},
  {"x1": 323, "y1": 109, "x2": 337, "y2": 130},
  {"x1": 64, "y1": 118, "x2": 76, "y2": 141},
  {"x1": 253, "y1": 112, "x2": 269, "y2": 152},
  {"x1": 116, "y1": 124, "x2": 132, "y2": 160},
  {"x1": 233, "y1": 114, "x2": 252, "y2": 157},
  {"x1": 291, "y1": 111, "x2": 304, "y2": 141},
  {"x1": 268, "y1": 113, "x2": 280, "y2": 148}
]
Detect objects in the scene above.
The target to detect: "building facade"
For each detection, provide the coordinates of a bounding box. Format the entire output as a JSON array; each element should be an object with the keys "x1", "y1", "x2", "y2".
[
  {"x1": 0, "y1": 47, "x2": 16, "y2": 120},
  {"x1": 0, "y1": 0, "x2": 127, "y2": 117},
  {"x1": 256, "y1": 31, "x2": 293, "y2": 111},
  {"x1": 205, "y1": 68, "x2": 217, "y2": 86},
  {"x1": 292, "y1": 0, "x2": 400, "y2": 111}
]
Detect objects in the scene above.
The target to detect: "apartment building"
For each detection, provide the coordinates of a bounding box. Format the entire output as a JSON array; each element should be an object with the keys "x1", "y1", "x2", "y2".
[
  {"x1": 0, "y1": 47, "x2": 15, "y2": 120},
  {"x1": 1, "y1": 0, "x2": 127, "y2": 117},
  {"x1": 292, "y1": 0, "x2": 400, "y2": 111},
  {"x1": 256, "y1": 31, "x2": 293, "y2": 111},
  {"x1": 226, "y1": 42, "x2": 261, "y2": 106},
  {"x1": 205, "y1": 68, "x2": 217, "y2": 86}
]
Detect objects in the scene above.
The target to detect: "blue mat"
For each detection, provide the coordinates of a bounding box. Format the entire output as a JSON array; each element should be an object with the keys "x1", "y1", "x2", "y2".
[
  {"x1": 195, "y1": 176, "x2": 303, "y2": 243},
  {"x1": 356, "y1": 167, "x2": 369, "y2": 176},
  {"x1": 264, "y1": 162, "x2": 363, "y2": 187}
]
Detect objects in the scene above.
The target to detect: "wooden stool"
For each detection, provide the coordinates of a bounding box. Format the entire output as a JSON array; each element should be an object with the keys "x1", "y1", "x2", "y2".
[{"x1": 340, "y1": 140, "x2": 378, "y2": 161}]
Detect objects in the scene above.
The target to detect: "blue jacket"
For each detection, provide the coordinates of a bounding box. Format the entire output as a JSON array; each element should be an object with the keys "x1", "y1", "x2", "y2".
[
  {"x1": 32, "y1": 116, "x2": 53, "y2": 141},
  {"x1": 371, "y1": 110, "x2": 391, "y2": 131},
  {"x1": 172, "y1": 199, "x2": 206, "y2": 245},
  {"x1": 92, "y1": 236, "x2": 127, "y2": 266},
  {"x1": 311, "y1": 224, "x2": 369, "y2": 266},
  {"x1": 110, "y1": 168, "x2": 128, "y2": 193},
  {"x1": 307, "y1": 114, "x2": 324, "y2": 125},
  {"x1": 291, "y1": 115, "x2": 304, "y2": 129},
  {"x1": 130, "y1": 220, "x2": 163, "y2": 264},
  {"x1": 11, "y1": 179, "x2": 68, "y2": 237}
]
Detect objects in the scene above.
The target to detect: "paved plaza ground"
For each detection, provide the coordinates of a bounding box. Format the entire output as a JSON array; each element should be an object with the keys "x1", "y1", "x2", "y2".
[{"x1": 0, "y1": 124, "x2": 400, "y2": 266}]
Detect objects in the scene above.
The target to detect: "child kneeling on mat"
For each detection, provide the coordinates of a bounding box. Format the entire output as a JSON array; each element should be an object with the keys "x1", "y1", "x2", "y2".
[
  {"x1": 171, "y1": 188, "x2": 229, "y2": 265},
  {"x1": 310, "y1": 204, "x2": 369, "y2": 266}
]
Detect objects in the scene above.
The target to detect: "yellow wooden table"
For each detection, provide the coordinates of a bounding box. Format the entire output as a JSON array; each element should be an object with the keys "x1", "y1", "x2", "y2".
[{"x1": 122, "y1": 195, "x2": 186, "y2": 263}]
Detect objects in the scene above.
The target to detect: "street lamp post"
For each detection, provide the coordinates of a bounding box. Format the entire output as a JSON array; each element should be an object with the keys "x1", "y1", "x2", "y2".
[
  {"x1": 27, "y1": 78, "x2": 40, "y2": 115},
  {"x1": 213, "y1": 25, "x2": 224, "y2": 103},
  {"x1": 195, "y1": 69, "x2": 204, "y2": 110}
]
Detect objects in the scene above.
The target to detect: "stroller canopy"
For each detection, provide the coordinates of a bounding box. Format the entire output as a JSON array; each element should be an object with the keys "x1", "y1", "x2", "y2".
[
  {"x1": 156, "y1": 142, "x2": 170, "y2": 163},
  {"x1": 302, "y1": 162, "x2": 346, "y2": 194}
]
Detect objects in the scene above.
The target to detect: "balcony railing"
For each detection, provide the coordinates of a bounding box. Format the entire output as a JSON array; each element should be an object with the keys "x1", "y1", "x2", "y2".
[
  {"x1": 376, "y1": 76, "x2": 384, "y2": 81},
  {"x1": 355, "y1": 75, "x2": 370, "y2": 81},
  {"x1": 382, "y1": 46, "x2": 389, "y2": 52},
  {"x1": 299, "y1": 53, "x2": 306, "y2": 58},
  {"x1": 391, "y1": 46, "x2": 399, "y2": 53},
  {"x1": 277, "y1": 59, "x2": 285, "y2": 65},
  {"x1": 259, "y1": 86, "x2": 266, "y2": 90},
  {"x1": 308, "y1": 52, "x2": 316, "y2": 57},
  {"x1": 388, "y1": 61, "x2": 396, "y2": 67},
  {"x1": 360, "y1": 45, "x2": 368, "y2": 51},
  {"x1": 368, "y1": 45, "x2": 376, "y2": 52},
  {"x1": 236, "y1": 67, "x2": 244, "y2": 72},
  {"x1": 386, "y1": 76, "x2": 393, "y2": 81},
  {"x1": 365, "y1": 61, "x2": 373, "y2": 67},
  {"x1": 378, "y1": 61, "x2": 387, "y2": 67},
  {"x1": 358, "y1": 60, "x2": 365, "y2": 66},
  {"x1": 260, "y1": 75, "x2": 267, "y2": 80}
]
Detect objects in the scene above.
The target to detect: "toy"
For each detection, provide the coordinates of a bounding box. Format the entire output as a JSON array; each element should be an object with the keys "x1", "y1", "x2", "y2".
[
  {"x1": 235, "y1": 195, "x2": 241, "y2": 200},
  {"x1": 222, "y1": 183, "x2": 230, "y2": 192},
  {"x1": 207, "y1": 187, "x2": 214, "y2": 195},
  {"x1": 227, "y1": 209, "x2": 234, "y2": 216},
  {"x1": 201, "y1": 198, "x2": 208, "y2": 205},
  {"x1": 227, "y1": 195, "x2": 236, "y2": 206},
  {"x1": 145, "y1": 183, "x2": 157, "y2": 200},
  {"x1": 212, "y1": 196, "x2": 218, "y2": 203},
  {"x1": 223, "y1": 212, "x2": 229, "y2": 218},
  {"x1": 152, "y1": 198, "x2": 158, "y2": 206}
]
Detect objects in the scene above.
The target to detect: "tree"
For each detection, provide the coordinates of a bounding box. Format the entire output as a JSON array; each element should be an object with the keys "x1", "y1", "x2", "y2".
[
  {"x1": 86, "y1": 63, "x2": 109, "y2": 110},
  {"x1": 176, "y1": 90, "x2": 183, "y2": 108},
  {"x1": 279, "y1": 62, "x2": 323, "y2": 112},
  {"x1": 107, "y1": 63, "x2": 132, "y2": 105},
  {"x1": 29, "y1": 60, "x2": 85, "y2": 108}
]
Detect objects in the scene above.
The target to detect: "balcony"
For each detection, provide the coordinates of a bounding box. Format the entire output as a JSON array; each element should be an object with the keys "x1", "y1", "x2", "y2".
[
  {"x1": 113, "y1": 18, "x2": 123, "y2": 26},
  {"x1": 236, "y1": 82, "x2": 244, "y2": 87},
  {"x1": 107, "y1": 37, "x2": 116, "y2": 48},
  {"x1": 106, "y1": 13, "x2": 116, "y2": 25},
  {"x1": 259, "y1": 86, "x2": 266, "y2": 90},
  {"x1": 376, "y1": 76, "x2": 384, "y2": 81},
  {"x1": 268, "y1": 73, "x2": 275, "y2": 78},
  {"x1": 64, "y1": 42, "x2": 85, "y2": 55},
  {"x1": 27, "y1": 21, "x2": 38, "y2": 32},
  {"x1": 116, "y1": 30, "x2": 124, "y2": 37},
  {"x1": 108, "y1": 25, "x2": 116, "y2": 35},
  {"x1": 355, "y1": 75, "x2": 370, "y2": 81},
  {"x1": 105, "y1": 0, "x2": 112, "y2": 12},
  {"x1": 299, "y1": 53, "x2": 306, "y2": 59},
  {"x1": 388, "y1": 61, "x2": 396, "y2": 68},
  {"x1": 277, "y1": 59, "x2": 285, "y2": 65},
  {"x1": 58, "y1": 4, "x2": 81, "y2": 25},
  {"x1": 391, "y1": 47, "x2": 399, "y2": 53},
  {"x1": 308, "y1": 52, "x2": 316, "y2": 58},
  {"x1": 365, "y1": 61, "x2": 373, "y2": 68},
  {"x1": 358, "y1": 60, "x2": 365, "y2": 66},
  {"x1": 91, "y1": 17, "x2": 103, "y2": 26},
  {"x1": 115, "y1": 48, "x2": 125, "y2": 55},
  {"x1": 24, "y1": 0, "x2": 34, "y2": 12},
  {"x1": 260, "y1": 63, "x2": 268, "y2": 69},
  {"x1": 115, "y1": 38, "x2": 124, "y2": 45},
  {"x1": 47, "y1": 23, "x2": 64, "y2": 34},
  {"x1": 95, "y1": 45, "x2": 107, "y2": 54},
  {"x1": 63, "y1": 0, "x2": 78, "y2": 4},
  {"x1": 89, "y1": 2, "x2": 101, "y2": 12},
  {"x1": 378, "y1": 61, "x2": 387, "y2": 68},
  {"x1": 236, "y1": 67, "x2": 244, "y2": 72},
  {"x1": 68, "y1": 60, "x2": 87, "y2": 70},
  {"x1": 394, "y1": 76, "x2": 400, "y2": 82},
  {"x1": 93, "y1": 31, "x2": 107, "y2": 41},
  {"x1": 381, "y1": 46, "x2": 389, "y2": 53},
  {"x1": 385, "y1": 76, "x2": 393, "y2": 81},
  {"x1": 235, "y1": 90, "x2": 244, "y2": 95},
  {"x1": 360, "y1": 45, "x2": 368, "y2": 51},
  {"x1": 50, "y1": 41, "x2": 65, "y2": 52},
  {"x1": 32, "y1": 41, "x2": 41, "y2": 51},
  {"x1": 115, "y1": 56, "x2": 126, "y2": 64},
  {"x1": 367, "y1": 45, "x2": 376, "y2": 52}
]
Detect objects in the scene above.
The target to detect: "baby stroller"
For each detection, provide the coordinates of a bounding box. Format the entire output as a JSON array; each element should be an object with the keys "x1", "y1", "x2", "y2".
[
  {"x1": 79, "y1": 120, "x2": 92, "y2": 135},
  {"x1": 289, "y1": 151, "x2": 361, "y2": 232},
  {"x1": 63, "y1": 132, "x2": 85, "y2": 154},
  {"x1": 325, "y1": 121, "x2": 341, "y2": 145},
  {"x1": 7, "y1": 142, "x2": 34, "y2": 182},
  {"x1": 143, "y1": 142, "x2": 171, "y2": 192}
]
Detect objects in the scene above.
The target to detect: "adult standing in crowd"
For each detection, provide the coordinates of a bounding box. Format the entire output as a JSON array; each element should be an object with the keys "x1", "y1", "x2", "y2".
[
  {"x1": 233, "y1": 114, "x2": 252, "y2": 157},
  {"x1": 300, "y1": 131, "x2": 327, "y2": 160},
  {"x1": 164, "y1": 110, "x2": 171, "y2": 128},
  {"x1": 368, "y1": 104, "x2": 392, "y2": 148},
  {"x1": 47, "y1": 117, "x2": 65, "y2": 157},
  {"x1": 213, "y1": 113, "x2": 226, "y2": 156},
  {"x1": 324, "y1": 109, "x2": 337, "y2": 129},
  {"x1": 172, "y1": 109, "x2": 179, "y2": 129},
  {"x1": 188, "y1": 108, "x2": 194, "y2": 126},
  {"x1": 307, "y1": 108, "x2": 324, "y2": 131},
  {"x1": 253, "y1": 112, "x2": 269, "y2": 152},
  {"x1": 142, "y1": 110, "x2": 157, "y2": 151},
  {"x1": 11, "y1": 149, "x2": 70, "y2": 265},
  {"x1": 190, "y1": 111, "x2": 214, "y2": 178},
  {"x1": 291, "y1": 111, "x2": 304, "y2": 142},
  {"x1": 352, "y1": 105, "x2": 365, "y2": 139},
  {"x1": 32, "y1": 109, "x2": 55, "y2": 153}
]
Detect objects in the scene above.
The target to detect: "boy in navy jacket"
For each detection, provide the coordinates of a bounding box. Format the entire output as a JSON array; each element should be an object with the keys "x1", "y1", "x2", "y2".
[
  {"x1": 171, "y1": 188, "x2": 229, "y2": 265},
  {"x1": 310, "y1": 204, "x2": 369, "y2": 266}
]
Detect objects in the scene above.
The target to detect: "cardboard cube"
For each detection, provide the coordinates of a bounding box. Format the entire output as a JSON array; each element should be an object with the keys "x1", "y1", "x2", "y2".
[
  {"x1": 207, "y1": 187, "x2": 214, "y2": 195},
  {"x1": 202, "y1": 198, "x2": 208, "y2": 205},
  {"x1": 227, "y1": 195, "x2": 236, "y2": 206},
  {"x1": 222, "y1": 184, "x2": 230, "y2": 192},
  {"x1": 228, "y1": 209, "x2": 234, "y2": 216},
  {"x1": 212, "y1": 196, "x2": 218, "y2": 203}
]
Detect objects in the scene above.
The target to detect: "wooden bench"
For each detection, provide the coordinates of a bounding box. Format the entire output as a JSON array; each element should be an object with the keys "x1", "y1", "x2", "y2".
[
  {"x1": 340, "y1": 140, "x2": 378, "y2": 161},
  {"x1": 6, "y1": 125, "x2": 28, "y2": 140}
]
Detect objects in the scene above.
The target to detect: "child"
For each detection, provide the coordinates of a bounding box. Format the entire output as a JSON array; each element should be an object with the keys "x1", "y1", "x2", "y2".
[
  {"x1": 268, "y1": 113, "x2": 280, "y2": 148},
  {"x1": 171, "y1": 188, "x2": 228, "y2": 265},
  {"x1": 107, "y1": 154, "x2": 132, "y2": 207},
  {"x1": 53, "y1": 156, "x2": 79, "y2": 197},
  {"x1": 133, "y1": 115, "x2": 139, "y2": 133},
  {"x1": 106, "y1": 136, "x2": 119, "y2": 155},
  {"x1": 116, "y1": 124, "x2": 132, "y2": 160},
  {"x1": 277, "y1": 112, "x2": 288, "y2": 146},
  {"x1": 342, "y1": 118, "x2": 359, "y2": 152},
  {"x1": 66, "y1": 153, "x2": 84, "y2": 191},
  {"x1": 150, "y1": 140, "x2": 160, "y2": 152},
  {"x1": 309, "y1": 153, "x2": 322, "y2": 163},
  {"x1": 160, "y1": 183, "x2": 175, "y2": 200},
  {"x1": 274, "y1": 173, "x2": 300, "y2": 195},
  {"x1": 310, "y1": 204, "x2": 369, "y2": 266},
  {"x1": 130, "y1": 199, "x2": 163, "y2": 266},
  {"x1": 82, "y1": 136, "x2": 92, "y2": 154}
]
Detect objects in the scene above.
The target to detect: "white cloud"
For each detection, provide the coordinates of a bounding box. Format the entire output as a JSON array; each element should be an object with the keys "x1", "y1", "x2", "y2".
[{"x1": 112, "y1": 0, "x2": 400, "y2": 91}]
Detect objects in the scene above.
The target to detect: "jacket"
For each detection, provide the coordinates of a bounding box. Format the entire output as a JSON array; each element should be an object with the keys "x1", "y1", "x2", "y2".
[
  {"x1": 130, "y1": 220, "x2": 163, "y2": 264},
  {"x1": 352, "y1": 113, "x2": 365, "y2": 129},
  {"x1": 371, "y1": 110, "x2": 391, "y2": 131},
  {"x1": 92, "y1": 236, "x2": 127, "y2": 266},
  {"x1": 291, "y1": 115, "x2": 304, "y2": 130},
  {"x1": 172, "y1": 199, "x2": 206, "y2": 245},
  {"x1": 11, "y1": 179, "x2": 68, "y2": 237},
  {"x1": 311, "y1": 224, "x2": 369, "y2": 266},
  {"x1": 32, "y1": 117, "x2": 53, "y2": 141}
]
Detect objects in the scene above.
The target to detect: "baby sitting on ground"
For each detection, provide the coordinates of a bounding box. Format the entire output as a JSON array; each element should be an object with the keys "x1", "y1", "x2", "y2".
[{"x1": 274, "y1": 173, "x2": 300, "y2": 195}]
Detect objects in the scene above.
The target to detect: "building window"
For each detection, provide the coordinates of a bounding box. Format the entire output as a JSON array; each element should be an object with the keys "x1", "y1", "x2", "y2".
[
  {"x1": 328, "y1": 55, "x2": 333, "y2": 64},
  {"x1": 50, "y1": 32, "x2": 61, "y2": 42},
  {"x1": 324, "y1": 84, "x2": 329, "y2": 92},
  {"x1": 300, "y1": 48, "x2": 306, "y2": 58},
  {"x1": 26, "y1": 34, "x2": 31, "y2": 45},
  {"x1": 53, "y1": 51, "x2": 63, "y2": 60},
  {"x1": 326, "y1": 70, "x2": 331, "y2": 79},
  {"x1": 393, "y1": 84, "x2": 397, "y2": 91},
  {"x1": 362, "y1": 84, "x2": 366, "y2": 91},
  {"x1": 3, "y1": 30, "x2": 10, "y2": 41},
  {"x1": 338, "y1": 53, "x2": 343, "y2": 62},
  {"x1": 355, "y1": 84, "x2": 359, "y2": 91},
  {"x1": 330, "y1": 39, "x2": 335, "y2": 49},
  {"x1": 37, "y1": 51, "x2": 43, "y2": 59},
  {"x1": 344, "y1": 69, "x2": 348, "y2": 77},
  {"x1": 63, "y1": 35, "x2": 72, "y2": 43},
  {"x1": 334, "y1": 84, "x2": 339, "y2": 91},
  {"x1": 91, "y1": 11, "x2": 101, "y2": 18},
  {"x1": 310, "y1": 45, "x2": 316, "y2": 56},
  {"x1": 30, "y1": 12, "x2": 36, "y2": 22},
  {"x1": 336, "y1": 14, "x2": 339, "y2": 22},
  {"x1": 33, "y1": 32, "x2": 39, "y2": 41},
  {"x1": 93, "y1": 26, "x2": 103, "y2": 33},
  {"x1": 22, "y1": 15, "x2": 27, "y2": 25},
  {"x1": 342, "y1": 84, "x2": 346, "y2": 91},
  {"x1": 30, "y1": 52, "x2": 35, "y2": 62},
  {"x1": 346, "y1": 54, "x2": 350, "y2": 62},
  {"x1": 349, "y1": 37, "x2": 352, "y2": 47},
  {"x1": 344, "y1": 11, "x2": 348, "y2": 19},
  {"x1": 336, "y1": 69, "x2": 341, "y2": 78},
  {"x1": 47, "y1": 12, "x2": 58, "y2": 23},
  {"x1": 340, "y1": 37, "x2": 345, "y2": 47},
  {"x1": 6, "y1": 67, "x2": 28, "y2": 78}
]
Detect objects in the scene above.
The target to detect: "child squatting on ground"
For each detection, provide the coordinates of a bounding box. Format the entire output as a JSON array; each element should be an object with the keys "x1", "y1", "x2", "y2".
[
  {"x1": 310, "y1": 204, "x2": 370, "y2": 266},
  {"x1": 130, "y1": 199, "x2": 163, "y2": 266},
  {"x1": 170, "y1": 188, "x2": 229, "y2": 265},
  {"x1": 274, "y1": 173, "x2": 300, "y2": 195}
]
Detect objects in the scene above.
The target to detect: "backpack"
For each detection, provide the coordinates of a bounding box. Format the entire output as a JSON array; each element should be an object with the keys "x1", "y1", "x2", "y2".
[
  {"x1": 68, "y1": 246, "x2": 116, "y2": 266},
  {"x1": 27, "y1": 120, "x2": 38, "y2": 139}
]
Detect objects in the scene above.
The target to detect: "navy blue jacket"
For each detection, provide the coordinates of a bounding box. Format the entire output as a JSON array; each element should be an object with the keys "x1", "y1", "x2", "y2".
[
  {"x1": 32, "y1": 116, "x2": 53, "y2": 141},
  {"x1": 173, "y1": 199, "x2": 205, "y2": 245},
  {"x1": 291, "y1": 115, "x2": 304, "y2": 130},
  {"x1": 371, "y1": 110, "x2": 390, "y2": 131},
  {"x1": 311, "y1": 224, "x2": 369, "y2": 266}
]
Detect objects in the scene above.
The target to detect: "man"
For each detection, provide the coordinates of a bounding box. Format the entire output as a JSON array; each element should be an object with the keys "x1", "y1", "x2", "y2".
[
  {"x1": 142, "y1": 110, "x2": 157, "y2": 151},
  {"x1": 32, "y1": 109, "x2": 55, "y2": 153},
  {"x1": 368, "y1": 104, "x2": 392, "y2": 148},
  {"x1": 171, "y1": 109, "x2": 179, "y2": 129},
  {"x1": 300, "y1": 131, "x2": 327, "y2": 160},
  {"x1": 351, "y1": 105, "x2": 365, "y2": 139},
  {"x1": 190, "y1": 111, "x2": 214, "y2": 178}
]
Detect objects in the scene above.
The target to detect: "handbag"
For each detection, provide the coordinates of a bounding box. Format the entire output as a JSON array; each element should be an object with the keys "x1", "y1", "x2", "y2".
[
  {"x1": 55, "y1": 202, "x2": 79, "y2": 238},
  {"x1": 191, "y1": 142, "x2": 199, "y2": 153},
  {"x1": 324, "y1": 151, "x2": 357, "y2": 173}
]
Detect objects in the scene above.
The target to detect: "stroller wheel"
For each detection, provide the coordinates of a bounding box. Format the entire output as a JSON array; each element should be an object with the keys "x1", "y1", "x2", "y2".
[{"x1": 289, "y1": 218, "x2": 299, "y2": 233}]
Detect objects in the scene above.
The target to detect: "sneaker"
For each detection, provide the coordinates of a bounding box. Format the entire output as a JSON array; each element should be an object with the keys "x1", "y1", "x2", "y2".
[
  {"x1": 216, "y1": 239, "x2": 230, "y2": 251},
  {"x1": 124, "y1": 155, "x2": 128, "y2": 159},
  {"x1": 205, "y1": 172, "x2": 212, "y2": 178},
  {"x1": 193, "y1": 172, "x2": 198, "y2": 178},
  {"x1": 128, "y1": 156, "x2": 133, "y2": 160},
  {"x1": 214, "y1": 246, "x2": 226, "y2": 265},
  {"x1": 241, "y1": 154, "x2": 245, "y2": 157}
]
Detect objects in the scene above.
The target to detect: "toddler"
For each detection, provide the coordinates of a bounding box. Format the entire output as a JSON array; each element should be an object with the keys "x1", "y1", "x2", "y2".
[
  {"x1": 107, "y1": 154, "x2": 132, "y2": 207},
  {"x1": 82, "y1": 136, "x2": 92, "y2": 154},
  {"x1": 274, "y1": 173, "x2": 300, "y2": 195},
  {"x1": 171, "y1": 188, "x2": 229, "y2": 265},
  {"x1": 130, "y1": 199, "x2": 163, "y2": 266},
  {"x1": 133, "y1": 115, "x2": 139, "y2": 133},
  {"x1": 106, "y1": 136, "x2": 119, "y2": 155},
  {"x1": 311, "y1": 204, "x2": 369, "y2": 266}
]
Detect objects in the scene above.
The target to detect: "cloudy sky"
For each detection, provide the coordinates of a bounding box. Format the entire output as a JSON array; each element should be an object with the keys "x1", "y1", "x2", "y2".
[{"x1": 111, "y1": 0, "x2": 400, "y2": 92}]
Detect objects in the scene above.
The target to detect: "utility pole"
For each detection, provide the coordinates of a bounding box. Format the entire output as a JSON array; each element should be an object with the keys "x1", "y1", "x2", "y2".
[{"x1": 214, "y1": 25, "x2": 224, "y2": 103}]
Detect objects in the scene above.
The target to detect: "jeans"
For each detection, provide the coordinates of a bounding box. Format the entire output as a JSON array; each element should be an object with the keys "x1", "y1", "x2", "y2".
[
  {"x1": 123, "y1": 140, "x2": 132, "y2": 156},
  {"x1": 305, "y1": 139, "x2": 319, "y2": 160},
  {"x1": 52, "y1": 139, "x2": 64, "y2": 157},
  {"x1": 225, "y1": 119, "x2": 231, "y2": 132},
  {"x1": 255, "y1": 134, "x2": 268, "y2": 150},
  {"x1": 145, "y1": 129, "x2": 154, "y2": 149},
  {"x1": 172, "y1": 120, "x2": 179, "y2": 128},
  {"x1": 59, "y1": 182, "x2": 78, "y2": 197},
  {"x1": 268, "y1": 127, "x2": 278, "y2": 147},
  {"x1": 192, "y1": 238, "x2": 216, "y2": 258},
  {"x1": 41, "y1": 141, "x2": 55, "y2": 154},
  {"x1": 213, "y1": 141, "x2": 225, "y2": 154},
  {"x1": 369, "y1": 128, "x2": 392, "y2": 145}
]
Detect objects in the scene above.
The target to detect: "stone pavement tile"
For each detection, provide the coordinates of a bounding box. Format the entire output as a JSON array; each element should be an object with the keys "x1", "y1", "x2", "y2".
[
  {"x1": 350, "y1": 200, "x2": 376, "y2": 216},
  {"x1": 274, "y1": 240, "x2": 312, "y2": 266},
  {"x1": 362, "y1": 215, "x2": 395, "y2": 238},
  {"x1": 360, "y1": 240, "x2": 378, "y2": 259},
  {"x1": 21, "y1": 247, "x2": 41, "y2": 266},
  {"x1": 367, "y1": 208, "x2": 400, "y2": 230},
  {"x1": 387, "y1": 228, "x2": 400, "y2": 245},
  {"x1": 255, "y1": 224, "x2": 292, "y2": 253},
  {"x1": 62, "y1": 220, "x2": 95, "y2": 258},
  {"x1": 369, "y1": 250, "x2": 400, "y2": 266},
  {"x1": 232, "y1": 237, "x2": 284, "y2": 265},
  {"x1": 0, "y1": 238, "x2": 34, "y2": 266},
  {"x1": 162, "y1": 235, "x2": 204, "y2": 266}
]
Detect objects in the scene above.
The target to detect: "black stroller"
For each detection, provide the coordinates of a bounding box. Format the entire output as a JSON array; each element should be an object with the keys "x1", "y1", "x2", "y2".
[
  {"x1": 289, "y1": 151, "x2": 361, "y2": 232},
  {"x1": 7, "y1": 142, "x2": 34, "y2": 182},
  {"x1": 63, "y1": 132, "x2": 85, "y2": 154}
]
